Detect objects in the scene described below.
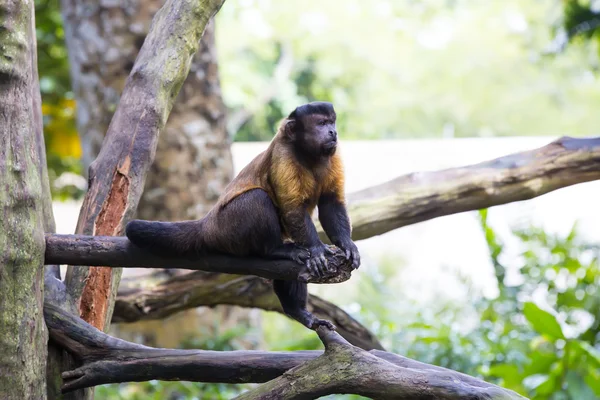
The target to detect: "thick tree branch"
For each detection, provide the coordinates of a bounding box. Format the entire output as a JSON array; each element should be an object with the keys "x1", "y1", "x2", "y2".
[
  {"x1": 113, "y1": 270, "x2": 384, "y2": 350},
  {"x1": 235, "y1": 327, "x2": 527, "y2": 400},
  {"x1": 45, "y1": 303, "x2": 524, "y2": 399},
  {"x1": 47, "y1": 234, "x2": 354, "y2": 284},
  {"x1": 326, "y1": 136, "x2": 600, "y2": 241},
  {"x1": 63, "y1": 0, "x2": 226, "y2": 331}
]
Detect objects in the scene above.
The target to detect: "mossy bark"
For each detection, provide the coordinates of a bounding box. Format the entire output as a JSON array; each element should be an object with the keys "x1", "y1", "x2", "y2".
[{"x1": 0, "y1": 0, "x2": 48, "y2": 397}]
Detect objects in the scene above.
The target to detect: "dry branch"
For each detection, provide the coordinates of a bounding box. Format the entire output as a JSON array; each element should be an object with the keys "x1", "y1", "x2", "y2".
[
  {"x1": 45, "y1": 303, "x2": 525, "y2": 399},
  {"x1": 235, "y1": 328, "x2": 527, "y2": 400},
  {"x1": 62, "y1": 0, "x2": 226, "y2": 331},
  {"x1": 113, "y1": 270, "x2": 384, "y2": 350},
  {"x1": 333, "y1": 136, "x2": 600, "y2": 241},
  {"x1": 46, "y1": 234, "x2": 354, "y2": 284}
]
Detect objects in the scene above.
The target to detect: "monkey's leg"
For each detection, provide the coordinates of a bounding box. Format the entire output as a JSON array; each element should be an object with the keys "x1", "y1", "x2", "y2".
[
  {"x1": 273, "y1": 280, "x2": 335, "y2": 330},
  {"x1": 218, "y1": 189, "x2": 309, "y2": 264}
]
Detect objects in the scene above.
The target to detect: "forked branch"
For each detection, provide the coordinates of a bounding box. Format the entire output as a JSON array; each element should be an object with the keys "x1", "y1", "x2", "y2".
[
  {"x1": 235, "y1": 327, "x2": 527, "y2": 400},
  {"x1": 45, "y1": 302, "x2": 525, "y2": 399}
]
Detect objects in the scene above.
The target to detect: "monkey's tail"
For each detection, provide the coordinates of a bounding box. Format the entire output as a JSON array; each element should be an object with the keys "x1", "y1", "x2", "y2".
[{"x1": 125, "y1": 219, "x2": 203, "y2": 257}]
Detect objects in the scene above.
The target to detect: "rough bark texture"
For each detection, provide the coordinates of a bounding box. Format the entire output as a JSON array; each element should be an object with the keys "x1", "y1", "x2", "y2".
[
  {"x1": 45, "y1": 303, "x2": 525, "y2": 399},
  {"x1": 61, "y1": 0, "x2": 237, "y2": 352},
  {"x1": 119, "y1": 19, "x2": 239, "y2": 350},
  {"x1": 235, "y1": 328, "x2": 527, "y2": 400},
  {"x1": 46, "y1": 234, "x2": 354, "y2": 284},
  {"x1": 61, "y1": 0, "x2": 232, "y2": 224},
  {"x1": 137, "y1": 20, "x2": 233, "y2": 221},
  {"x1": 0, "y1": 0, "x2": 47, "y2": 397},
  {"x1": 29, "y1": 1, "x2": 70, "y2": 396},
  {"x1": 60, "y1": 0, "x2": 225, "y2": 333},
  {"x1": 61, "y1": 0, "x2": 161, "y2": 171},
  {"x1": 114, "y1": 270, "x2": 384, "y2": 350},
  {"x1": 336, "y1": 136, "x2": 600, "y2": 242}
]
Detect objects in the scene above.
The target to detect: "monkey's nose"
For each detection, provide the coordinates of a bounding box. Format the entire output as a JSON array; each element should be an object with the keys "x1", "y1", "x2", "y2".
[{"x1": 329, "y1": 130, "x2": 337, "y2": 140}]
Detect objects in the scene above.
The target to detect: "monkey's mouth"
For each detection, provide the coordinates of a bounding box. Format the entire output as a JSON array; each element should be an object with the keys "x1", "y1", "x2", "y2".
[{"x1": 322, "y1": 140, "x2": 337, "y2": 155}]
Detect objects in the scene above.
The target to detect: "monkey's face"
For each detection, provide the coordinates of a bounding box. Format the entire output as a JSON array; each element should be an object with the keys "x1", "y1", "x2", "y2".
[{"x1": 298, "y1": 113, "x2": 338, "y2": 157}]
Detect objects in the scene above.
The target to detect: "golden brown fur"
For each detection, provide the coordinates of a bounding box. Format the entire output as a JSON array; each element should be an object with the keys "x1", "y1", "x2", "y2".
[{"x1": 217, "y1": 119, "x2": 345, "y2": 238}]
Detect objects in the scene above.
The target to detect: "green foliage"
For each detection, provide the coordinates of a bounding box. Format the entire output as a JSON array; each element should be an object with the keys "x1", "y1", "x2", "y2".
[
  {"x1": 397, "y1": 212, "x2": 600, "y2": 399},
  {"x1": 36, "y1": 0, "x2": 85, "y2": 199},
  {"x1": 216, "y1": 0, "x2": 600, "y2": 142},
  {"x1": 561, "y1": 1, "x2": 600, "y2": 42}
]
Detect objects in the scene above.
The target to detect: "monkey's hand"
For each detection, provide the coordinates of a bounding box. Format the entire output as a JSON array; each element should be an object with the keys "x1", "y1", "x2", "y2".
[
  {"x1": 337, "y1": 239, "x2": 361, "y2": 270},
  {"x1": 306, "y1": 243, "x2": 336, "y2": 277}
]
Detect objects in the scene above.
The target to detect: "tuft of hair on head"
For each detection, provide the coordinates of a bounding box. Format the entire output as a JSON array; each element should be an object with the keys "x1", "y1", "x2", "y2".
[{"x1": 288, "y1": 101, "x2": 335, "y2": 120}]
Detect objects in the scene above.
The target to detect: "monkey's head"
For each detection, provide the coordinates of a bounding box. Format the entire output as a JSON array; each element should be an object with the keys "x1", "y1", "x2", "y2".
[{"x1": 284, "y1": 102, "x2": 338, "y2": 158}]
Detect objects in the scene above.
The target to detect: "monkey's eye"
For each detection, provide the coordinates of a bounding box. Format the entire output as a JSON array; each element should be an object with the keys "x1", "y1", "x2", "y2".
[{"x1": 319, "y1": 120, "x2": 328, "y2": 126}]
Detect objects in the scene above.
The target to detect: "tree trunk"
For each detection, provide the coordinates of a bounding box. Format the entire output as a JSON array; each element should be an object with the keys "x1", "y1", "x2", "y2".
[
  {"x1": 137, "y1": 20, "x2": 232, "y2": 222},
  {"x1": 62, "y1": 0, "x2": 250, "y2": 348},
  {"x1": 0, "y1": 1, "x2": 48, "y2": 397},
  {"x1": 123, "y1": 18, "x2": 243, "y2": 348}
]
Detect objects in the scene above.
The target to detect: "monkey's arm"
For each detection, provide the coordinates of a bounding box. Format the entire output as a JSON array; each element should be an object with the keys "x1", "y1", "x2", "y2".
[{"x1": 318, "y1": 193, "x2": 360, "y2": 269}]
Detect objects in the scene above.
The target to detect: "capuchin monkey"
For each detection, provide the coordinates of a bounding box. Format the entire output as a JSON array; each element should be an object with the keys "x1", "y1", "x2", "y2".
[{"x1": 126, "y1": 101, "x2": 360, "y2": 330}]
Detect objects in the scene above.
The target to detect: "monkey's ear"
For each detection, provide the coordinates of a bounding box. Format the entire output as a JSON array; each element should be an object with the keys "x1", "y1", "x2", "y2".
[{"x1": 284, "y1": 119, "x2": 297, "y2": 140}]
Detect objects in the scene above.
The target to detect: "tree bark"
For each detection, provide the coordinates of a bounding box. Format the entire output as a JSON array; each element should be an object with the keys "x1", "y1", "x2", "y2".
[
  {"x1": 60, "y1": 0, "x2": 225, "y2": 333},
  {"x1": 234, "y1": 327, "x2": 527, "y2": 400},
  {"x1": 113, "y1": 270, "x2": 385, "y2": 350},
  {"x1": 338, "y1": 136, "x2": 600, "y2": 241},
  {"x1": 137, "y1": 20, "x2": 233, "y2": 221},
  {"x1": 61, "y1": 0, "x2": 238, "y2": 349},
  {"x1": 0, "y1": 1, "x2": 47, "y2": 397},
  {"x1": 123, "y1": 19, "x2": 241, "y2": 350},
  {"x1": 44, "y1": 303, "x2": 525, "y2": 399}
]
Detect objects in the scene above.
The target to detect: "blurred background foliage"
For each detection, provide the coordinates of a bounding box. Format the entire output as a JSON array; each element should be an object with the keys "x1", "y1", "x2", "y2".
[
  {"x1": 34, "y1": 0, "x2": 600, "y2": 398},
  {"x1": 37, "y1": 0, "x2": 600, "y2": 197}
]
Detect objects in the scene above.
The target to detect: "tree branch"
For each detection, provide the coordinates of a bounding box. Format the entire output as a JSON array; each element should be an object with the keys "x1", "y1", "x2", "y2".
[
  {"x1": 46, "y1": 234, "x2": 354, "y2": 284},
  {"x1": 234, "y1": 327, "x2": 527, "y2": 400},
  {"x1": 113, "y1": 270, "x2": 384, "y2": 350},
  {"x1": 45, "y1": 303, "x2": 525, "y2": 399},
  {"x1": 332, "y1": 136, "x2": 600, "y2": 241},
  {"x1": 62, "y1": 0, "x2": 226, "y2": 331}
]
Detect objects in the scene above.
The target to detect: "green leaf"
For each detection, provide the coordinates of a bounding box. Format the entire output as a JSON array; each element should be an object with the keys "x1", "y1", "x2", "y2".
[
  {"x1": 524, "y1": 349, "x2": 559, "y2": 376},
  {"x1": 536, "y1": 374, "x2": 559, "y2": 395},
  {"x1": 566, "y1": 371, "x2": 596, "y2": 399},
  {"x1": 584, "y1": 368, "x2": 600, "y2": 396},
  {"x1": 571, "y1": 340, "x2": 600, "y2": 368},
  {"x1": 523, "y1": 302, "x2": 565, "y2": 340}
]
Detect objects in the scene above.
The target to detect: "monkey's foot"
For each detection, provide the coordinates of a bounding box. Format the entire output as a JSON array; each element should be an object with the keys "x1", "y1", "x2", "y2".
[
  {"x1": 266, "y1": 243, "x2": 310, "y2": 265},
  {"x1": 310, "y1": 318, "x2": 336, "y2": 331}
]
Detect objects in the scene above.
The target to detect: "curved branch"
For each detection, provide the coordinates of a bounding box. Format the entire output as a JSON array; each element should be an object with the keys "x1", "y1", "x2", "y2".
[
  {"x1": 46, "y1": 234, "x2": 354, "y2": 284},
  {"x1": 328, "y1": 136, "x2": 600, "y2": 241},
  {"x1": 113, "y1": 270, "x2": 384, "y2": 350},
  {"x1": 45, "y1": 303, "x2": 524, "y2": 399}
]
